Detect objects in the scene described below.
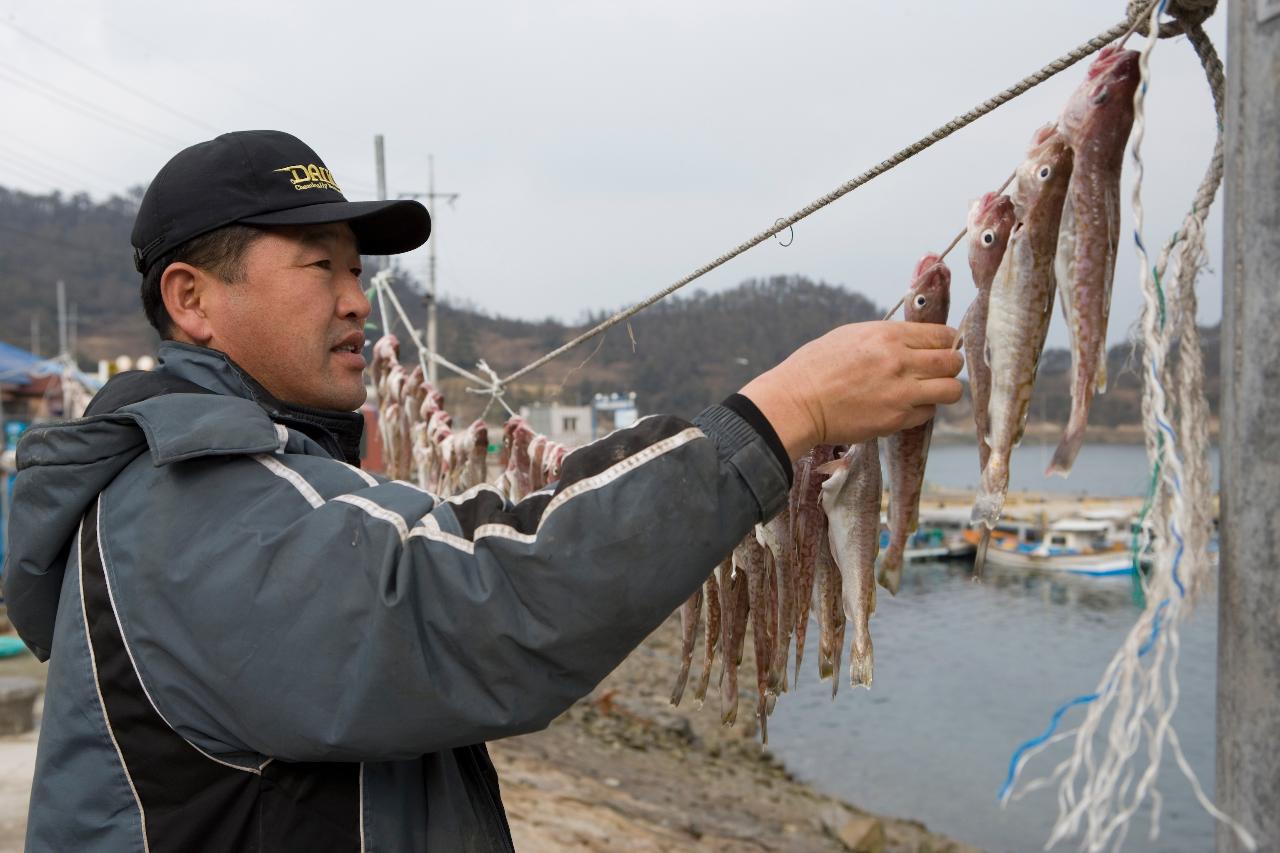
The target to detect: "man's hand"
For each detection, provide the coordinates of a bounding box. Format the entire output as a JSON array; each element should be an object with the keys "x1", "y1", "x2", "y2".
[{"x1": 740, "y1": 321, "x2": 964, "y2": 461}]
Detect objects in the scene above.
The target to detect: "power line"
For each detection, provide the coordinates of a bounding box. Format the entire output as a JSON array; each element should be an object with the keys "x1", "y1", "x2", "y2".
[
  {"x1": 0, "y1": 144, "x2": 116, "y2": 195},
  {"x1": 0, "y1": 19, "x2": 220, "y2": 134},
  {"x1": 0, "y1": 62, "x2": 187, "y2": 149},
  {"x1": 0, "y1": 162, "x2": 58, "y2": 193}
]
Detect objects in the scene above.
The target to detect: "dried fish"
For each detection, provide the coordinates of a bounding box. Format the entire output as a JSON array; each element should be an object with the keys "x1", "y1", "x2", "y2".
[
  {"x1": 819, "y1": 439, "x2": 881, "y2": 687},
  {"x1": 1048, "y1": 47, "x2": 1141, "y2": 476},
  {"x1": 692, "y1": 568, "x2": 722, "y2": 706},
  {"x1": 757, "y1": 509, "x2": 793, "y2": 697},
  {"x1": 670, "y1": 584, "x2": 703, "y2": 707},
  {"x1": 973, "y1": 126, "x2": 1074, "y2": 531},
  {"x1": 881, "y1": 255, "x2": 951, "y2": 595},
  {"x1": 964, "y1": 193, "x2": 1017, "y2": 473},
  {"x1": 791, "y1": 445, "x2": 836, "y2": 684},
  {"x1": 737, "y1": 535, "x2": 774, "y2": 742}
]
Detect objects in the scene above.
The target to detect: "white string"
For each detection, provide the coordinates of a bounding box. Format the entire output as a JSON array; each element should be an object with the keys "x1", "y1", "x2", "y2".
[
  {"x1": 1002, "y1": 6, "x2": 1256, "y2": 848},
  {"x1": 374, "y1": 274, "x2": 492, "y2": 389}
]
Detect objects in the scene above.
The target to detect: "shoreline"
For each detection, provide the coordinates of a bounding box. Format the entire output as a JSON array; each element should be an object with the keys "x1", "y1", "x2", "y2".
[
  {"x1": 931, "y1": 423, "x2": 1220, "y2": 446},
  {"x1": 491, "y1": 617, "x2": 982, "y2": 852}
]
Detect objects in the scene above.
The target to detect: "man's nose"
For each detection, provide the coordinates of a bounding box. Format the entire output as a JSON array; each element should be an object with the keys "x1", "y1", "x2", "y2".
[{"x1": 338, "y1": 274, "x2": 372, "y2": 322}]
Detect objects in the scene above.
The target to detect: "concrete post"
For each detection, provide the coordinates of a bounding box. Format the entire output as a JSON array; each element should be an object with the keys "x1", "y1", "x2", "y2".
[{"x1": 1217, "y1": 3, "x2": 1280, "y2": 851}]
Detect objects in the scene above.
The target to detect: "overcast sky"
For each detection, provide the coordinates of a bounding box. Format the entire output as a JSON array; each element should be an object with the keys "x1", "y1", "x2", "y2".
[{"x1": 0, "y1": 1, "x2": 1226, "y2": 351}]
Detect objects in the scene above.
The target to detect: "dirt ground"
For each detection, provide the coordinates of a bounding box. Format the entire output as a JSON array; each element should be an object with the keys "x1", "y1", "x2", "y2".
[{"x1": 0, "y1": 619, "x2": 980, "y2": 852}]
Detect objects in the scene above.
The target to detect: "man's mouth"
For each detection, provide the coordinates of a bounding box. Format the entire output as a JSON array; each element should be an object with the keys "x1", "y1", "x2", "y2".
[{"x1": 330, "y1": 332, "x2": 367, "y2": 365}]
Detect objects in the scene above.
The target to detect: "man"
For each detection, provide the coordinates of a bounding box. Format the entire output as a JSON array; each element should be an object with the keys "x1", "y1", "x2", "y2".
[{"x1": 3, "y1": 131, "x2": 962, "y2": 851}]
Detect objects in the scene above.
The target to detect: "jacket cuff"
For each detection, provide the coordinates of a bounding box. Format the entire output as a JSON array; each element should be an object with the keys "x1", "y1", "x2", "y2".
[{"x1": 693, "y1": 402, "x2": 793, "y2": 521}]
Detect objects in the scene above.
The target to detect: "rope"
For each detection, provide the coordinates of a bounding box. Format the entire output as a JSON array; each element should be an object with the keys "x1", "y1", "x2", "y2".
[
  {"x1": 373, "y1": 274, "x2": 493, "y2": 389},
  {"x1": 499, "y1": 8, "x2": 1160, "y2": 388},
  {"x1": 997, "y1": 3, "x2": 1255, "y2": 847}
]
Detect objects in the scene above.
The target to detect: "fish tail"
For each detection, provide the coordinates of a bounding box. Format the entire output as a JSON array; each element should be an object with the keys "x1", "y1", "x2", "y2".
[
  {"x1": 670, "y1": 663, "x2": 691, "y2": 707},
  {"x1": 877, "y1": 547, "x2": 904, "y2": 596},
  {"x1": 850, "y1": 644, "x2": 874, "y2": 688},
  {"x1": 973, "y1": 528, "x2": 992, "y2": 580},
  {"x1": 1046, "y1": 416, "x2": 1088, "y2": 477},
  {"x1": 970, "y1": 457, "x2": 1009, "y2": 529}
]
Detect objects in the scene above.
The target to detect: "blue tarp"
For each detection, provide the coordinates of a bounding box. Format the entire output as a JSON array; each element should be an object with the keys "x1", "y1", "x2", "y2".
[
  {"x1": 0, "y1": 340, "x2": 102, "y2": 391},
  {"x1": 0, "y1": 340, "x2": 43, "y2": 386}
]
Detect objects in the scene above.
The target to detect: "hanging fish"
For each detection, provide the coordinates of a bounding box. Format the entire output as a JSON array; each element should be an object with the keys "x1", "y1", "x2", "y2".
[
  {"x1": 818, "y1": 439, "x2": 881, "y2": 687},
  {"x1": 972, "y1": 126, "x2": 1074, "y2": 532},
  {"x1": 692, "y1": 568, "x2": 722, "y2": 706},
  {"x1": 815, "y1": 535, "x2": 846, "y2": 698},
  {"x1": 964, "y1": 193, "x2": 1017, "y2": 473},
  {"x1": 719, "y1": 553, "x2": 751, "y2": 726},
  {"x1": 1048, "y1": 46, "x2": 1141, "y2": 476},
  {"x1": 737, "y1": 534, "x2": 774, "y2": 742},
  {"x1": 670, "y1": 584, "x2": 703, "y2": 707},
  {"x1": 880, "y1": 254, "x2": 951, "y2": 595},
  {"x1": 790, "y1": 445, "x2": 836, "y2": 684},
  {"x1": 756, "y1": 509, "x2": 794, "y2": 698}
]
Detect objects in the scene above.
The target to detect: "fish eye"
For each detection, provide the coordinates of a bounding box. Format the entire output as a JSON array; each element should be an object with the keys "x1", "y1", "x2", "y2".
[
  {"x1": 981, "y1": 229, "x2": 996, "y2": 246},
  {"x1": 1037, "y1": 165, "x2": 1052, "y2": 180},
  {"x1": 913, "y1": 295, "x2": 928, "y2": 308}
]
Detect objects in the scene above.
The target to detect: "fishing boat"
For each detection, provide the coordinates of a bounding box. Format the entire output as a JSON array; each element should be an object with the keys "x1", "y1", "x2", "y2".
[
  {"x1": 963, "y1": 514, "x2": 1137, "y2": 576},
  {"x1": 880, "y1": 507, "x2": 978, "y2": 561}
]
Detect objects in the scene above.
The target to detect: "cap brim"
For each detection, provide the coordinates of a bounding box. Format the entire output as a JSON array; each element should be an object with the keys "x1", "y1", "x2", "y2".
[{"x1": 239, "y1": 198, "x2": 431, "y2": 256}]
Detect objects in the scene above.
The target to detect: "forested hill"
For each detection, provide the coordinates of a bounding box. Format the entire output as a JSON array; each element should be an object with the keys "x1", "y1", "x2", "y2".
[{"x1": 1, "y1": 185, "x2": 1219, "y2": 424}]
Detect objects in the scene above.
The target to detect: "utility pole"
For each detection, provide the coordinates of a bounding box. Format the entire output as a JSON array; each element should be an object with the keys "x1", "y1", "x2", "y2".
[
  {"x1": 400, "y1": 154, "x2": 459, "y2": 385},
  {"x1": 1218, "y1": 4, "x2": 1279, "y2": 852},
  {"x1": 30, "y1": 315, "x2": 39, "y2": 357},
  {"x1": 373, "y1": 134, "x2": 388, "y2": 272},
  {"x1": 56, "y1": 280, "x2": 66, "y2": 357}
]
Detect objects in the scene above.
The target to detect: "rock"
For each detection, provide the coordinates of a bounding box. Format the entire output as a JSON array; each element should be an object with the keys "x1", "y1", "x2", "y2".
[
  {"x1": 836, "y1": 815, "x2": 885, "y2": 853},
  {"x1": 0, "y1": 677, "x2": 40, "y2": 736}
]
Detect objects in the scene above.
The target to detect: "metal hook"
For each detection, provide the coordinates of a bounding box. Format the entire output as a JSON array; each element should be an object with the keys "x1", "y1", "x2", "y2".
[{"x1": 773, "y1": 219, "x2": 794, "y2": 248}]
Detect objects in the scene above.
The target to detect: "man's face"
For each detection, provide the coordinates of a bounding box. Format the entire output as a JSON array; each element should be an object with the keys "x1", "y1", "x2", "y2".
[{"x1": 208, "y1": 223, "x2": 371, "y2": 411}]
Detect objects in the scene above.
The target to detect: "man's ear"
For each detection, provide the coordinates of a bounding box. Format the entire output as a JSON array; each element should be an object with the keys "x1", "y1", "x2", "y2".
[{"x1": 161, "y1": 262, "x2": 217, "y2": 344}]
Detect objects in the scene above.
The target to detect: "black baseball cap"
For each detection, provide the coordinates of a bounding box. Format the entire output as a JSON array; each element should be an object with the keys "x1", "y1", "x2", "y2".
[{"x1": 131, "y1": 130, "x2": 431, "y2": 274}]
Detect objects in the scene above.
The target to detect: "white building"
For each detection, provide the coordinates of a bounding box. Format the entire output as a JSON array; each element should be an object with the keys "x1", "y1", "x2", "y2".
[{"x1": 519, "y1": 402, "x2": 594, "y2": 447}]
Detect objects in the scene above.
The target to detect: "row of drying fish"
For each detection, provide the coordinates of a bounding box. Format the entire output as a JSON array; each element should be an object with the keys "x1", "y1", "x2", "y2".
[
  {"x1": 494, "y1": 415, "x2": 568, "y2": 503},
  {"x1": 667, "y1": 44, "x2": 1141, "y2": 736},
  {"x1": 370, "y1": 333, "x2": 569, "y2": 500},
  {"x1": 371, "y1": 334, "x2": 487, "y2": 496},
  {"x1": 668, "y1": 255, "x2": 951, "y2": 740}
]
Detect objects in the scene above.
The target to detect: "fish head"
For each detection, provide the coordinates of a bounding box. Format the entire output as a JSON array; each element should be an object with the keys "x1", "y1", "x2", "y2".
[
  {"x1": 905, "y1": 252, "x2": 951, "y2": 324},
  {"x1": 966, "y1": 192, "x2": 1016, "y2": 286},
  {"x1": 1011, "y1": 125, "x2": 1074, "y2": 223},
  {"x1": 1060, "y1": 46, "x2": 1140, "y2": 158}
]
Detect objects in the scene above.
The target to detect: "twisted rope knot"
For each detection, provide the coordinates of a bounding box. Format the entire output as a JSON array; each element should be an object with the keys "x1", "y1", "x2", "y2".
[{"x1": 1126, "y1": 0, "x2": 1217, "y2": 37}]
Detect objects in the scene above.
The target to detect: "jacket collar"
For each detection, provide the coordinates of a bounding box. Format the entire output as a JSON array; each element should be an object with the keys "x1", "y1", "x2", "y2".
[{"x1": 155, "y1": 342, "x2": 365, "y2": 466}]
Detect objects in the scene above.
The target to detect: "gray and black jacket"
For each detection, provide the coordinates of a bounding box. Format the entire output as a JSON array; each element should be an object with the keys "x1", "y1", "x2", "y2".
[{"x1": 2, "y1": 342, "x2": 791, "y2": 852}]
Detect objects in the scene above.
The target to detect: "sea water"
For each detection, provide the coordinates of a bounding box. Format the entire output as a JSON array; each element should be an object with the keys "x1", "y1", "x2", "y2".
[{"x1": 768, "y1": 443, "x2": 1221, "y2": 853}]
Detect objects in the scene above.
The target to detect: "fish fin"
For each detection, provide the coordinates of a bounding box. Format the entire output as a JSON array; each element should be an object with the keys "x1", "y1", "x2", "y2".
[
  {"x1": 815, "y1": 454, "x2": 853, "y2": 477},
  {"x1": 983, "y1": 339, "x2": 992, "y2": 369}
]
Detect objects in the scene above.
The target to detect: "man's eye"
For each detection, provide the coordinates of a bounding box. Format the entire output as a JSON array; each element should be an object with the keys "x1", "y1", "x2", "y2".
[{"x1": 311, "y1": 259, "x2": 332, "y2": 270}]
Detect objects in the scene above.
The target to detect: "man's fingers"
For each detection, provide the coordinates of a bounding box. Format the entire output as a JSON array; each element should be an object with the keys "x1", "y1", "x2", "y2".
[
  {"x1": 914, "y1": 377, "x2": 964, "y2": 406},
  {"x1": 907, "y1": 348, "x2": 964, "y2": 379},
  {"x1": 900, "y1": 404, "x2": 937, "y2": 431},
  {"x1": 901, "y1": 323, "x2": 961, "y2": 350}
]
